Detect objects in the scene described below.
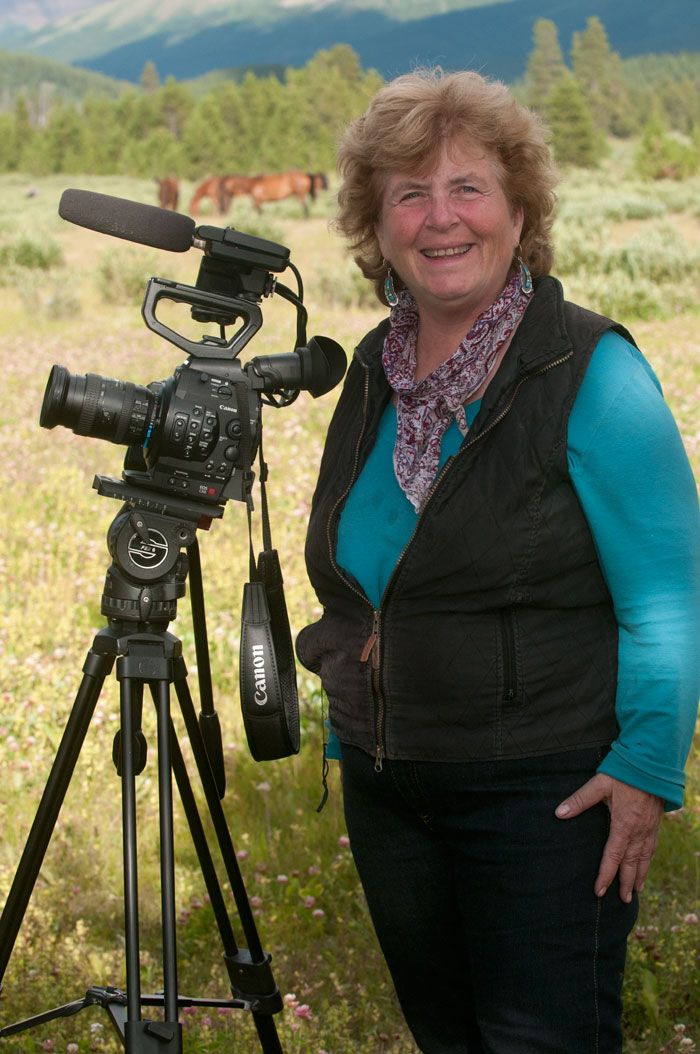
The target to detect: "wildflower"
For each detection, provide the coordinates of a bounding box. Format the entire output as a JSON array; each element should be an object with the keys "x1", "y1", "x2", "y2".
[
  {"x1": 237, "y1": 849, "x2": 249, "y2": 861},
  {"x1": 277, "y1": 874, "x2": 289, "y2": 883},
  {"x1": 308, "y1": 865, "x2": 321, "y2": 876},
  {"x1": 683, "y1": 913, "x2": 699, "y2": 925},
  {"x1": 201, "y1": 1016, "x2": 212, "y2": 1028},
  {"x1": 338, "y1": 835, "x2": 350, "y2": 848},
  {"x1": 40, "y1": 1042, "x2": 55, "y2": 1052},
  {"x1": 295, "y1": 1004, "x2": 312, "y2": 1020},
  {"x1": 250, "y1": 896, "x2": 263, "y2": 909},
  {"x1": 67, "y1": 1045, "x2": 79, "y2": 1053},
  {"x1": 303, "y1": 895, "x2": 316, "y2": 908},
  {"x1": 312, "y1": 909, "x2": 325, "y2": 919},
  {"x1": 283, "y1": 993, "x2": 299, "y2": 1009},
  {"x1": 256, "y1": 781, "x2": 271, "y2": 794}
]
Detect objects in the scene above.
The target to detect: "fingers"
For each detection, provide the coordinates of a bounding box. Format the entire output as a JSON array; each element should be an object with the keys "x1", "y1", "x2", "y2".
[
  {"x1": 555, "y1": 774, "x2": 664, "y2": 903},
  {"x1": 555, "y1": 773, "x2": 610, "y2": 819},
  {"x1": 595, "y1": 808, "x2": 661, "y2": 901}
]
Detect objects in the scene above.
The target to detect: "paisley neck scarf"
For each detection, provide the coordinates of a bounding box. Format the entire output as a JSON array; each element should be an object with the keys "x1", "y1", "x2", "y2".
[{"x1": 382, "y1": 269, "x2": 533, "y2": 511}]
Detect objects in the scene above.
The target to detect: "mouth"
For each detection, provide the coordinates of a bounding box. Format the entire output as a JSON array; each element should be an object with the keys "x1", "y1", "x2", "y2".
[{"x1": 421, "y1": 245, "x2": 471, "y2": 259}]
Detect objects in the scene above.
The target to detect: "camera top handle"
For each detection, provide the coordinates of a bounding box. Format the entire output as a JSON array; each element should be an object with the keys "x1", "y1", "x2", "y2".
[
  {"x1": 142, "y1": 278, "x2": 265, "y2": 360},
  {"x1": 142, "y1": 222, "x2": 308, "y2": 362}
]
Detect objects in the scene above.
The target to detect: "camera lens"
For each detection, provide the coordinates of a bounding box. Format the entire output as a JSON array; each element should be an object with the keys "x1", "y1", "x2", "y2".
[{"x1": 40, "y1": 364, "x2": 155, "y2": 446}]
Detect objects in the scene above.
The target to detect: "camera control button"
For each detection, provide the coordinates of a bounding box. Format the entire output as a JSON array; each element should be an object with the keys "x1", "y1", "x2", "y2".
[
  {"x1": 224, "y1": 445, "x2": 239, "y2": 461},
  {"x1": 226, "y1": 421, "x2": 242, "y2": 439}
]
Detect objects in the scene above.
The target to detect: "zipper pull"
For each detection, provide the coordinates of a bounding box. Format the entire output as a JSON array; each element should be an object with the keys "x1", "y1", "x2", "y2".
[
  {"x1": 374, "y1": 744, "x2": 384, "y2": 773},
  {"x1": 360, "y1": 611, "x2": 380, "y2": 667}
]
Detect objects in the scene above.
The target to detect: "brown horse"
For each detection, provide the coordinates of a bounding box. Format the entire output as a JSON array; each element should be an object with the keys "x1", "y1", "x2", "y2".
[
  {"x1": 219, "y1": 174, "x2": 258, "y2": 212},
  {"x1": 249, "y1": 170, "x2": 328, "y2": 217},
  {"x1": 189, "y1": 175, "x2": 224, "y2": 216},
  {"x1": 156, "y1": 176, "x2": 179, "y2": 210},
  {"x1": 189, "y1": 174, "x2": 259, "y2": 215}
]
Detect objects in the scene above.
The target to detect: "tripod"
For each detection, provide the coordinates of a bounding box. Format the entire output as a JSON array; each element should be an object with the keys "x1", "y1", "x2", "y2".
[{"x1": 0, "y1": 476, "x2": 284, "y2": 1052}]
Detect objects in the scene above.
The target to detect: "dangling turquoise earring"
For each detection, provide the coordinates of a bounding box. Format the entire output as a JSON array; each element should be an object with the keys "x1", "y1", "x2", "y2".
[
  {"x1": 515, "y1": 245, "x2": 533, "y2": 294},
  {"x1": 384, "y1": 266, "x2": 399, "y2": 306}
]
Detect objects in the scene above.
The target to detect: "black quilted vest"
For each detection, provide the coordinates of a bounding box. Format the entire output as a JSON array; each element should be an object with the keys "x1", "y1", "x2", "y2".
[{"x1": 296, "y1": 277, "x2": 632, "y2": 764}]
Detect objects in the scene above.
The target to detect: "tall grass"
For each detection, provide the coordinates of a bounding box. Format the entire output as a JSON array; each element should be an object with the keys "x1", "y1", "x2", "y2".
[{"x1": 0, "y1": 154, "x2": 699, "y2": 1053}]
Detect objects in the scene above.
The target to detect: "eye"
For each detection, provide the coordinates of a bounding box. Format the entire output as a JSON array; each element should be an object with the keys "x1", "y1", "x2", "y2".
[{"x1": 398, "y1": 189, "x2": 425, "y2": 203}]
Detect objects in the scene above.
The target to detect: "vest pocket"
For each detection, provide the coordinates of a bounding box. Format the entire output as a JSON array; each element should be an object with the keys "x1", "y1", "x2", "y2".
[{"x1": 499, "y1": 608, "x2": 523, "y2": 713}]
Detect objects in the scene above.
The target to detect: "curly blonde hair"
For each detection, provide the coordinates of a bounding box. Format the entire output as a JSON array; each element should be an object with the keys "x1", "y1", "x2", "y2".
[{"x1": 335, "y1": 68, "x2": 559, "y2": 305}]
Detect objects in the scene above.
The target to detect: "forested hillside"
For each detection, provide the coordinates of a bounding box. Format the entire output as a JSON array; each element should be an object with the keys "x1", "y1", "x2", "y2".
[{"x1": 0, "y1": 19, "x2": 698, "y2": 184}]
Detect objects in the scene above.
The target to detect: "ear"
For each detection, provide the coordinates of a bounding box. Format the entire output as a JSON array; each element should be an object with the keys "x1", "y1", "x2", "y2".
[
  {"x1": 512, "y1": 205, "x2": 524, "y2": 245},
  {"x1": 374, "y1": 221, "x2": 387, "y2": 262}
]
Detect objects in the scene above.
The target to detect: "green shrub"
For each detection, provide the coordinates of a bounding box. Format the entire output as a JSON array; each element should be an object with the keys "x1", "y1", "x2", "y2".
[
  {"x1": 603, "y1": 223, "x2": 698, "y2": 284},
  {"x1": 96, "y1": 247, "x2": 160, "y2": 305},
  {"x1": 0, "y1": 235, "x2": 63, "y2": 276}
]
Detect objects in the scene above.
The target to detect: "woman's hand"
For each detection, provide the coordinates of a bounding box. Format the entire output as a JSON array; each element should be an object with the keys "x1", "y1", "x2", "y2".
[{"x1": 555, "y1": 774, "x2": 664, "y2": 902}]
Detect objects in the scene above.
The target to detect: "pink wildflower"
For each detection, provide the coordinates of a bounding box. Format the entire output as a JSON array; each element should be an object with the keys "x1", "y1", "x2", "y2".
[
  {"x1": 250, "y1": 896, "x2": 263, "y2": 909},
  {"x1": 303, "y1": 895, "x2": 316, "y2": 908},
  {"x1": 312, "y1": 909, "x2": 325, "y2": 919},
  {"x1": 283, "y1": 993, "x2": 299, "y2": 1009},
  {"x1": 295, "y1": 1004, "x2": 312, "y2": 1020},
  {"x1": 338, "y1": 835, "x2": 350, "y2": 848}
]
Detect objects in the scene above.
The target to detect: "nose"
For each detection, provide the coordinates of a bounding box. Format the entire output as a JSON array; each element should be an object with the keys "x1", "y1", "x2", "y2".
[{"x1": 425, "y1": 191, "x2": 459, "y2": 228}]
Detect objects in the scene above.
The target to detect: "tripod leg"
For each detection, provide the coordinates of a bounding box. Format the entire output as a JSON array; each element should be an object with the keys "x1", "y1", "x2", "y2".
[
  {"x1": 154, "y1": 679, "x2": 180, "y2": 1030},
  {"x1": 0, "y1": 647, "x2": 114, "y2": 984},
  {"x1": 120, "y1": 676, "x2": 145, "y2": 1026},
  {"x1": 170, "y1": 669, "x2": 283, "y2": 1053},
  {"x1": 120, "y1": 674, "x2": 183, "y2": 1053}
]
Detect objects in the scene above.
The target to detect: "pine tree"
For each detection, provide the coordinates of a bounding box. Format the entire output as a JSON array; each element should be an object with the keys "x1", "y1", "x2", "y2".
[
  {"x1": 570, "y1": 16, "x2": 634, "y2": 137},
  {"x1": 155, "y1": 76, "x2": 193, "y2": 139},
  {"x1": 139, "y1": 60, "x2": 160, "y2": 96},
  {"x1": 546, "y1": 73, "x2": 602, "y2": 168},
  {"x1": 524, "y1": 19, "x2": 568, "y2": 112}
]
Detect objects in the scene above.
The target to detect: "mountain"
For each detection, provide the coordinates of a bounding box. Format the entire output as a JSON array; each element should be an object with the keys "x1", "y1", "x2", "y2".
[{"x1": 2, "y1": 0, "x2": 700, "y2": 84}]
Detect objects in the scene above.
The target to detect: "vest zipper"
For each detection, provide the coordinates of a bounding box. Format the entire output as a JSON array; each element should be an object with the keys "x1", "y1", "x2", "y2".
[{"x1": 325, "y1": 361, "x2": 388, "y2": 767}]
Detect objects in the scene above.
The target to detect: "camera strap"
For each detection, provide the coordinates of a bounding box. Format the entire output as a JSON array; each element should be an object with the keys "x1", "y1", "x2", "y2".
[{"x1": 239, "y1": 429, "x2": 300, "y2": 762}]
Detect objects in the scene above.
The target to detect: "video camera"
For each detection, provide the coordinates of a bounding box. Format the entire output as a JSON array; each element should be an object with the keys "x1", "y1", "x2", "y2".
[{"x1": 40, "y1": 190, "x2": 346, "y2": 511}]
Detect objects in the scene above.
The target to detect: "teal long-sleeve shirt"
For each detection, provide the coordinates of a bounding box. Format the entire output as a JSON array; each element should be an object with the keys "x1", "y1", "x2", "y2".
[{"x1": 329, "y1": 331, "x2": 700, "y2": 809}]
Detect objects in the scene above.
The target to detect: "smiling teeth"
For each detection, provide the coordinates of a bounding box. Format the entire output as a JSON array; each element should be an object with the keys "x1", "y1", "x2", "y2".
[{"x1": 423, "y1": 246, "x2": 470, "y2": 257}]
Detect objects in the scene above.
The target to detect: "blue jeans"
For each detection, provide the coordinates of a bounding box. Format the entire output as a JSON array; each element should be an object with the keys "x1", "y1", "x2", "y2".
[{"x1": 340, "y1": 744, "x2": 638, "y2": 1054}]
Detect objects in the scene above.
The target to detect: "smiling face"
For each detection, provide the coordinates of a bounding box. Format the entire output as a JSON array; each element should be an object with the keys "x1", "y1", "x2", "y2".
[{"x1": 375, "y1": 139, "x2": 524, "y2": 328}]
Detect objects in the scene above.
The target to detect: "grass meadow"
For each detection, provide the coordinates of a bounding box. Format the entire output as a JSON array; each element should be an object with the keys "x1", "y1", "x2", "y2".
[{"x1": 1, "y1": 141, "x2": 700, "y2": 1053}]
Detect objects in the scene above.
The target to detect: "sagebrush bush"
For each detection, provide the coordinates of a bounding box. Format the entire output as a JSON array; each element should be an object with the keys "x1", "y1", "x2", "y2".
[
  {"x1": 0, "y1": 236, "x2": 63, "y2": 283},
  {"x1": 96, "y1": 247, "x2": 160, "y2": 304}
]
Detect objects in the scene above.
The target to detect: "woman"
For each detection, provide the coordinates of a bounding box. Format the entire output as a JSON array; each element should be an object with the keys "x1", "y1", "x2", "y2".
[{"x1": 296, "y1": 69, "x2": 700, "y2": 1053}]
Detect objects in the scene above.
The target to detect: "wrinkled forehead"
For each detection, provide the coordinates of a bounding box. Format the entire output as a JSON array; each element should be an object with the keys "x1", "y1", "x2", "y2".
[{"x1": 377, "y1": 136, "x2": 507, "y2": 197}]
